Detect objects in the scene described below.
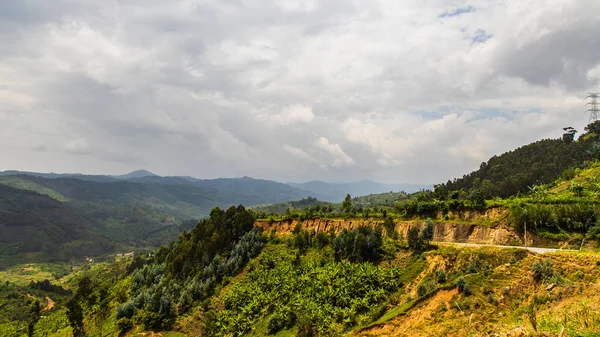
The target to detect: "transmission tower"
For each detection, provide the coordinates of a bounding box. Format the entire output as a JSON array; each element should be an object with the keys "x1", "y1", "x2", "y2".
[{"x1": 586, "y1": 92, "x2": 600, "y2": 123}]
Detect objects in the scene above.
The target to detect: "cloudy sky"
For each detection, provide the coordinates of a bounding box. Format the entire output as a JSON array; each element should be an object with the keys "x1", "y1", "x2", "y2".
[{"x1": 1, "y1": 0, "x2": 599, "y2": 184}]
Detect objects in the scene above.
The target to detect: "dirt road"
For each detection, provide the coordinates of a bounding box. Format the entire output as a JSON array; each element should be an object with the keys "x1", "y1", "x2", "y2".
[{"x1": 434, "y1": 241, "x2": 576, "y2": 254}]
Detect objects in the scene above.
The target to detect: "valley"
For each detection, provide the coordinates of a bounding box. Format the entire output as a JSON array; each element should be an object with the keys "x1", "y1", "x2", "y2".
[{"x1": 1, "y1": 123, "x2": 600, "y2": 336}]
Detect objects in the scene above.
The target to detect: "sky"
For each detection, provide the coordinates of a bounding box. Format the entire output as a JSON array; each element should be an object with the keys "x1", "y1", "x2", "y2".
[{"x1": 1, "y1": 0, "x2": 599, "y2": 184}]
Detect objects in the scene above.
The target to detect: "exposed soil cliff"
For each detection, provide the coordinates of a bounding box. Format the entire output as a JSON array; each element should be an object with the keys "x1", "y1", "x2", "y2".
[{"x1": 255, "y1": 208, "x2": 543, "y2": 246}]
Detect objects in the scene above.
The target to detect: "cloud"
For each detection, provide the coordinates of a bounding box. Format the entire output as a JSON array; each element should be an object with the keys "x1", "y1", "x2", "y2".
[
  {"x1": 283, "y1": 144, "x2": 317, "y2": 162},
  {"x1": 316, "y1": 137, "x2": 355, "y2": 167},
  {"x1": 262, "y1": 104, "x2": 314, "y2": 126},
  {"x1": 0, "y1": 0, "x2": 598, "y2": 184}
]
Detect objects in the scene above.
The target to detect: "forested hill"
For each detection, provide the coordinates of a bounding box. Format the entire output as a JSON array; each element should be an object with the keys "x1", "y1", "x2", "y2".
[
  {"x1": 434, "y1": 124, "x2": 600, "y2": 199},
  {"x1": 0, "y1": 184, "x2": 115, "y2": 267},
  {"x1": 0, "y1": 174, "x2": 322, "y2": 266}
]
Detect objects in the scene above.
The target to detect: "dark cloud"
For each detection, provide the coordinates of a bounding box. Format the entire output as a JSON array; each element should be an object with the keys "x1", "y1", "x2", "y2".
[{"x1": 495, "y1": 16, "x2": 600, "y2": 91}]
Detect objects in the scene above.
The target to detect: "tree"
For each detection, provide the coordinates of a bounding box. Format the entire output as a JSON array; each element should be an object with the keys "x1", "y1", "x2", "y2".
[
  {"x1": 383, "y1": 217, "x2": 396, "y2": 238},
  {"x1": 28, "y1": 299, "x2": 41, "y2": 337},
  {"x1": 66, "y1": 296, "x2": 85, "y2": 337},
  {"x1": 77, "y1": 276, "x2": 92, "y2": 300},
  {"x1": 342, "y1": 194, "x2": 352, "y2": 213},
  {"x1": 407, "y1": 226, "x2": 422, "y2": 252},
  {"x1": 468, "y1": 189, "x2": 485, "y2": 208},
  {"x1": 419, "y1": 218, "x2": 434, "y2": 246},
  {"x1": 562, "y1": 127, "x2": 577, "y2": 143}
]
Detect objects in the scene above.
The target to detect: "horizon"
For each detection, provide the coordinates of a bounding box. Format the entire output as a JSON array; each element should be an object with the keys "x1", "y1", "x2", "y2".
[
  {"x1": 0, "y1": 168, "x2": 434, "y2": 186},
  {"x1": 1, "y1": 0, "x2": 598, "y2": 184}
]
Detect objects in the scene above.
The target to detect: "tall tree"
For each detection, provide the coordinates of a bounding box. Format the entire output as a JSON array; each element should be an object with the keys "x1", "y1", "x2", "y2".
[
  {"x1": 342, "y1": 194, "x2": 352, "y2": 213},
  {"x1": 66, "y1": 296, "x2": 85, "y2": 337}
]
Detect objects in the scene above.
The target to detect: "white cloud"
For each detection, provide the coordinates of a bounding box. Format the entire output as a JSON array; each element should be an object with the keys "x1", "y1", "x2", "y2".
[
  {"x1": 262, "y1": 104, "x2": 314, "y2": 126},
  {"x1": 283, "y1": 144, "x2": 317, "y2": 162},
  {"x1": 316, "y1": 137, "x2": 355, "y2": 167},
  {"x1": 0, "y1": 0, "x2": 599, "y2": 183}
]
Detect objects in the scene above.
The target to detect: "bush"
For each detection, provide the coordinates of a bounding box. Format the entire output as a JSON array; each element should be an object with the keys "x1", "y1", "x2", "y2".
[
  {"x1": 532, "y1": 259, "x2": 554, "y2": 282},
  {"x1": 417, "y1": 284, "x2": 427, "y2": 297},
  {"x1": 486, "y1": 293, "x2": 498, "y2": 305},
  {"x1": 117, "y1": 317, "x2": 133, "y2": 331},
  {"x1": 455, "y1": 277, "x2": 471, "y2": 295},
  {"x1": 267, "y1": 315, "x2": 285, "y2": 335},
  {"x1": 436, "y1": 270, "x2": 447, "y2": 283}
]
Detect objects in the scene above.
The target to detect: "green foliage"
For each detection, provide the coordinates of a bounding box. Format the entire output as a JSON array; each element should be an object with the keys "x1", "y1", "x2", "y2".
[
  {"x1": 383, "y1": 217, "x2": 396, "y2": 238},
  {"x1": 207, "y1": 245, "x2": 403, "y2": 336},
  {"x1": 407, "y1": 226, "x2": 422, "y2": 252},
  {"x1": 420, "y1": 218, "x2": 434, "y2": 244},
  {"x1": 436, "y1": 137, "x2": 593, "y2": 199},
  {"x1": 117, "y1": 206, "x2": 265, "y2": 330},
  {"x1": 66, "y1": 296, "x2": 85, "y2": 337},
  {"x1": 436, "y1": 270, "x2": 446, "y2": 284},
  {"x1": 532, "y1": 259, "x2": 554, "y2": 283},
  {"x1": 117, "y1": 317, "x2": 133, "y2": 331},
  {"x1": 509, "y1": 203, "x2": 597, "y2": 232},
  {"x1": 455, "y1": 277, "x2": 471, "y2": 295},
  {"x1": 342, "y1": 194, "x2": 353, "y2": 214},
  {"x1": 332, "y1": 225, "x2": 383, "y2": 263}
]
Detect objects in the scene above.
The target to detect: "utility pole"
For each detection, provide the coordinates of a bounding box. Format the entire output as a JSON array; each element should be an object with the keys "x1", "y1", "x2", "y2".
[{"x1": 586, "y1": 92, "x2": 600, "y2": 123}]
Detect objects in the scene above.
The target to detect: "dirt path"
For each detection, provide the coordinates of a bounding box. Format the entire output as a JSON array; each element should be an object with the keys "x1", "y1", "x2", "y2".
[
  {"x1": 43, "y1": 296, "x2": 54, "y2": 311},
  {"x1": 434, "y1": 241, "x2": 576, "y2": 254},
  {"x1": 25, "y1": 293, "x2": 54, "y2": 311}
]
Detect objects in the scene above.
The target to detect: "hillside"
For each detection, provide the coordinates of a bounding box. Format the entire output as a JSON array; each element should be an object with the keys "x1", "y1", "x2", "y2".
[
  {"x1": 434, "y1": 135, "x2": 595, "y2": 199},
  {"x1": 2, "y1": 125, "x2": 600, "y2": 336},
  {"x1": 0, "y1": 184, "x2": 115, "y2": 268},
  {"x1": 0, "y1": 173, "x2": 328, "y2": 266},
  {"x1": 287, "y1": 180, "x2": 429, "y2": 202},
  {"x1": 3, "y1": 207, "x2": 597, "y2": 337}
]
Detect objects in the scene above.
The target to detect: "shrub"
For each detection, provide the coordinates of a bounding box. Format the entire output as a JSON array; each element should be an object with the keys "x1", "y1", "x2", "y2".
[
  {"x1": 487, "y1": 293, "x2": 498, "y2": 305},
  {"x1": 532, "y1": 259, "x2": 554, "y2": 282},
  {"x1": 117, "y1": 317, "x2": 133, "y2": 331},
  {"x1": 267, "y1": 315, "x2": 285, "y2": 335},
  {"x1": 455, "y1": 277, "x2": 471, "y2": 295},
  {"x1": 436, "y1": 270, "x2": 446, "y2": 284},
  {"x1": 417, "y1": 284, "x2": 427, "y2": 297}
]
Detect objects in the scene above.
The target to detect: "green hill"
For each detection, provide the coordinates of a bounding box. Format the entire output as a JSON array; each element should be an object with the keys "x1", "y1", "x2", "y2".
[
  {"x1": 0, "y1": 174, "x2": 328, "y2": 266},
  {"x1": 435, "y1": 135, "x2": 595, "y2": 199},
  {"x1": 0, "y1": 184, "x2": 115, "y2": 268}
]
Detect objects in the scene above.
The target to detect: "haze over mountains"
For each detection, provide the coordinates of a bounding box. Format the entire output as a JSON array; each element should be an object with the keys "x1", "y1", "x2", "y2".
[
  {"x1": 0, "y1": 169, "x2": 429, "y2": 202},
  {"x1": 0, "y1": 169, "x2": 426, "y2": 266}
]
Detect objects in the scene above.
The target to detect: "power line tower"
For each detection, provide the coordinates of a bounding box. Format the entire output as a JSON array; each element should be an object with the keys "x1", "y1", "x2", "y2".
[{"x1": 586, "y1": 92, "x2": 600, "y2": 123}]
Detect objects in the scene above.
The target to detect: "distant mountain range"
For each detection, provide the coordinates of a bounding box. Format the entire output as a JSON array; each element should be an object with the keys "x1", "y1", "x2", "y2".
[
  {"x1": 0, "y1": 169, "x2": 426, "y2": 265},
  {"x1": 0, "y1": 169, "x2": 429, "y2": 202}
]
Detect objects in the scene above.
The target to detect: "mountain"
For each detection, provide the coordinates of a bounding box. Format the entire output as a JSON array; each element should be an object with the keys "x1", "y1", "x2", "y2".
[
  {"x1": 287, "y1": 180, "x2": 430, "y2": 202},
  {"x1": 0, "y1": 170, "x2": 118, "y2": 182},
  {"x1": 0, "y1": 173, "x2": 327, "y2": 265},
  {"x1": 0, "y1": 184, "x2": 115, "y2": 268},
  {"x1": 113, "y1": 169, "x2": 157, "y2": 180}
]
